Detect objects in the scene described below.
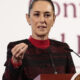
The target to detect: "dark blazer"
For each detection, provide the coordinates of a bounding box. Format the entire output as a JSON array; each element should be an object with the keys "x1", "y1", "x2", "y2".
[{"x1": 2, "y1": 39, "x2": 76, "y2": 80}]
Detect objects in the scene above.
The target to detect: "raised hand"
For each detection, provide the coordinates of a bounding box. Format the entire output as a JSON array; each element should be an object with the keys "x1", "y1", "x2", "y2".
[{"x1": 11, "y1": 43, "x2": 28, "y2": 63}]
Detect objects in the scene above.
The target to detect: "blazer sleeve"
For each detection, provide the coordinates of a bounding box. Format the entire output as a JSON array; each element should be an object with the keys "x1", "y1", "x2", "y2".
[
  {"x1": 2, "y1": 42, "x2": 24, "y2": 80},
  {"x1": 66, "y1": 52, "x2": 76, "y2": 73},
  {"x1": 65, "y1": 43, "x2": 76, "y2": 73}
]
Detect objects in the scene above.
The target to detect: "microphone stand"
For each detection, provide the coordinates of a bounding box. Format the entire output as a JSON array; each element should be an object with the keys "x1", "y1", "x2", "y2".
[
  {"x1": 47, "y1": 48, "x2": 58, "y2": 74},
  {"x1": 49, "y1": 53, "x2": 58, "y2": 74},
  {"x1": 64, "y1": 48, "x2": 80, "y2": 58},
  {"x1": 72, "y1": 50, "x2": 80, "y2": 58}
]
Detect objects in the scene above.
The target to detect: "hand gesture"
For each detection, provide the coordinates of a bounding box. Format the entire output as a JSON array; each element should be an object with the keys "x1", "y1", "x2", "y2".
[{"x1": 11, "y1": 43, "x2": 28, "y2": 63}]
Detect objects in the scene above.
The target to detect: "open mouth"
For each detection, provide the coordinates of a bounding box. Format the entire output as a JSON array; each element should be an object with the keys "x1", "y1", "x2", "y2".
[{"x1": 38, "y1": 26, "x2": 47, "y2": 29}]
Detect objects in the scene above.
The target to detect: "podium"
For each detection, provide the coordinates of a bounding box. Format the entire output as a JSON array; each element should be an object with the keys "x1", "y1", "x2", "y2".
[{"x1": 34, "y1": 74, "x2": 74, "y2": 80}]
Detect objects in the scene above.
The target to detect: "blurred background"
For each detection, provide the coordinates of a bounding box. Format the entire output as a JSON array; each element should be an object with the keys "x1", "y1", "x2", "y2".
[{"x1": 0, "y1": 0, "x2": 80, "y2": 79}]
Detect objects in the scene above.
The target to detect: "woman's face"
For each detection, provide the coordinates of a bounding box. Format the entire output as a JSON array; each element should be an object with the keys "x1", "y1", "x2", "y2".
[{"x1": 27, "y1": 1, "x2": 55, "y2": 38}]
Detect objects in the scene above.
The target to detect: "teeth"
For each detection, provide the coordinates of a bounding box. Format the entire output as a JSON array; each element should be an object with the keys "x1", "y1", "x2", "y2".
[
  {"x1": 40, "y1": 26, "x2": 43, "y2": 28},
  {"x1": 38, "y1": 26, "x2": 46, "y2": 28}
]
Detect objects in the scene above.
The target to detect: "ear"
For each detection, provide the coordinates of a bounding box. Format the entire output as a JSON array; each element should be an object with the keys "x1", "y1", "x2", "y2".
[
  {"x1": 51, "y1": 15, "x2": 56, "y2": 27},
  {"x1": 53, "y1": 15, "x2": 56, "y2": 24},
  {"x1": 26, "y1": 14, "x2": 31, "y2": 25}
]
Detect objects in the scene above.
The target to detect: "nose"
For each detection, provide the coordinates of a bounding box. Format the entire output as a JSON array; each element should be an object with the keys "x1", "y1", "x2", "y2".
[{"x1": 40, "y1": 15, "x2": 45, "y2": 24}]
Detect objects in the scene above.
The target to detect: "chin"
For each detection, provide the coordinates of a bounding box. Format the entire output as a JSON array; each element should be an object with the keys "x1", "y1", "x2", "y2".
[{"x1": 36, "y1": 32, "x2": 48, "y2": 37}]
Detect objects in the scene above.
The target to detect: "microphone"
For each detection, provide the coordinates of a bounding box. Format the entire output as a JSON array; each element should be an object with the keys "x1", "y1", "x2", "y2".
[
  {"x1": 64, "y1": 48, "x2": 80, "y2": 58},
  {"x1": 49, "y1": 53, "x2": 58, "y2": 74},
  {"x1": 47, "y1": 48, "x2": 58, "y2": 74}
]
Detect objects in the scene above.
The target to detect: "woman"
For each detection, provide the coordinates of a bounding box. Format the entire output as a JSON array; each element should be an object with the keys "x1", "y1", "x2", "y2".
[{"x1": 3, "y1": 0, "x2": 76, "y2": 80}]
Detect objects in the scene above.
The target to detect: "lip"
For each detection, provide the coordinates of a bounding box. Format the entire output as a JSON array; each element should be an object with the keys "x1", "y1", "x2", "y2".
[{"x1": 38, "y1": 26, "x2": 47, "y2": 28}]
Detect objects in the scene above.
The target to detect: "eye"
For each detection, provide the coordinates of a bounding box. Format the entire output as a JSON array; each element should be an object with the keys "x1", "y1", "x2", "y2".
[
  {"x1": 45, "y1": 14, "x2": 51, "y2": 18},
  {"x1": 34, "y1": 13, "x2": 40, "y2": 17}
]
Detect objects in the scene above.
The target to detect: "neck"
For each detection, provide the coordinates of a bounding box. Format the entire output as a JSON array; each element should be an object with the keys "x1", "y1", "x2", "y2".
[
  {"x1": 32, "y1": 34, "x2": 48, "y2": 40},
  {"x1": 29, "y1": 36, "x2": 50, "y2": 49}
]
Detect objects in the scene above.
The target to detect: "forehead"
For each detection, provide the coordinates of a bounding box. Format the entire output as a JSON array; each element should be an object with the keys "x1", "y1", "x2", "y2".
[{"x1": 31, "y1": 1, "x2": 53, "y2": 13}]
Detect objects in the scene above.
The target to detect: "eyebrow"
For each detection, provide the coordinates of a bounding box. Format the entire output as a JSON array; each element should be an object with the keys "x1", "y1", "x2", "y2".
[
  {"x1": 44, "y1": 12, "x2": 51, "y2": 14},
  {"x1": 33, "y1": 11, "x2": 51, "y2": 13}
]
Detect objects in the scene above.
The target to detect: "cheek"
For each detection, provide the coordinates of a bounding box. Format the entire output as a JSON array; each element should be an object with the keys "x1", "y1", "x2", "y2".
[
  {"x1": 47, "y1": 19, "x2": 54, "y2": 27},
  {"x1": 30, "y1": 18, "x2": 38, "y2": 27},
  {"x1": 30, "y1": 20, "x2": 38, "y2": 31}
]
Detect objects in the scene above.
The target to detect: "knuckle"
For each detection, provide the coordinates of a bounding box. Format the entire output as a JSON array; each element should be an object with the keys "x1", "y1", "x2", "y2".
[
  {"x1": 26, "y1": 45, "x2": 28, "y2": 48},
  {"x1": 15, "y1": 45, "x2": 18, "y2": 47},
  {"x1": 21, "y1": 43, "x2": 25, "y2": 45},
  {"x1": 20, "y1": 50, "x2": 24, "y2": 54},
  {"x1": 12, "y1": 53, "x2": 15, "y2": 56},
  {"x1": 11, "y1": 49, "x2": 14, "y2": 55},
  {"x1": 20, "y1": 50, "x2": 23, "y2": 53}
]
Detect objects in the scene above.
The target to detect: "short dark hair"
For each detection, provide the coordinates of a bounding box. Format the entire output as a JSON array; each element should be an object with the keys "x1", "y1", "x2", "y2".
[{"x1": 28, "y1": 0, "x2": 55, "y2": 16}]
